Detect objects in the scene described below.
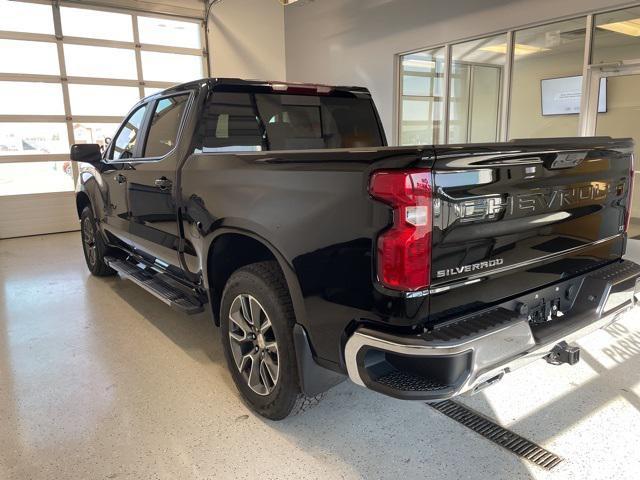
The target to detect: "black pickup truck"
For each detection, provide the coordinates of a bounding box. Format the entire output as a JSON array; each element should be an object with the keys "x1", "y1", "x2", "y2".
[{"x1": 71, "y1": 78, "x2": 639, "y2": 420}]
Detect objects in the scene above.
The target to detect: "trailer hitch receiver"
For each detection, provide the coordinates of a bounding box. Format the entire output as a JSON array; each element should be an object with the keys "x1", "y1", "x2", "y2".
[{"x1": 545, "y1": 341, "x2": 580, "y2": 366}]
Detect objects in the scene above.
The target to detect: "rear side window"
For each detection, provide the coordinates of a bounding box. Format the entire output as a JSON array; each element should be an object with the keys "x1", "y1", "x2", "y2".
[
  {"x1": 144, "y1": 94, "x2": 189, "y2": 157},
  {"x1": 195, "y1": 92, "x2": 263, "y2": 153},
  {"x1": 110, "y1": 104, "x2": 147, "y2": 160},
  {"x1": 255, "y1": 93, "x2": 383, "y2": 150}
]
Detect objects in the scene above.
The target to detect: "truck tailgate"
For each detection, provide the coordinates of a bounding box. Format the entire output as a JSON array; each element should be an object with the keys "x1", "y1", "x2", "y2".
[{"x1": 429, "y1": 138, "x2": 634, "y2": 321}]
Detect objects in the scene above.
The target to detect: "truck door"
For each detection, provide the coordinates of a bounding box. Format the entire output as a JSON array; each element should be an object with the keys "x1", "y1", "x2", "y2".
[
  {"x1": 124, "y1": 92, "x2": 191, "y2": 269},
  {"x1": 101, "y1": 103, "x2": 149, "y2": 245}
]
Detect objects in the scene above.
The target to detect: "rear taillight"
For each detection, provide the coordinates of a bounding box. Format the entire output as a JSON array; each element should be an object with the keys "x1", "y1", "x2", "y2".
[
  {"x1": 625, "y1": 168, "x2": 635, "y2": 232},
  {"x1": 369, "y1": 169, "x2": 432, "y2": 291}
]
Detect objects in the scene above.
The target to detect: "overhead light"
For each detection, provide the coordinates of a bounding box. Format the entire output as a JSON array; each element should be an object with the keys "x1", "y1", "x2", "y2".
[
  {"x1": 403, "y1": 58, "x2": 436, "y2": 69},
  {"x1": 278, "y1": 0, "x2": 300, "y2": 4},
  {"x1": 480, "y1": 43, "x2": 550, "y2": 55},
  {"x1": 598, "y1": 18, "x2": 640, "y2": 36}
]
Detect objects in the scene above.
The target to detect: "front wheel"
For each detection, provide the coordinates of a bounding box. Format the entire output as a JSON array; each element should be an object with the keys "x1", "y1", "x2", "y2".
[
  {"x1": 220, "y1": 261, "x2": 323, "y2": 420},
  {"x1": 80, "y1": 206, "x2": 116, "y2": 277}
]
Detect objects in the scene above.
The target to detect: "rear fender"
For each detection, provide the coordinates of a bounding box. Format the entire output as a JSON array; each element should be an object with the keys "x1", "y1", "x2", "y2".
[{"x1": 201, "y1": 226, "x2": 308, "y2": 329}]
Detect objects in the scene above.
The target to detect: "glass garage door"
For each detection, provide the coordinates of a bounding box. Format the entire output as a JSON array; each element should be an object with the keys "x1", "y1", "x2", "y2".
[{"x1": 0, "y1": 0, "x2": 206, "y2": 239}]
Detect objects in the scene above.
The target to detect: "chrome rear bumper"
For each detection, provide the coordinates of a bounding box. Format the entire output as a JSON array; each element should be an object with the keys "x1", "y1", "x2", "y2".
[{"x1": 344, "y1": 260, "x2": 640, "y2": 401}]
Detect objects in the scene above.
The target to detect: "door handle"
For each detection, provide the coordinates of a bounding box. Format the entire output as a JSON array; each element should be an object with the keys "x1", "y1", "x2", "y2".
[
  {"x1": 154, "y1": 176, "x2": 173, "y2": 190},
  {"x1": 114, "y1": 173, "x2": 126, "y2": 184}
]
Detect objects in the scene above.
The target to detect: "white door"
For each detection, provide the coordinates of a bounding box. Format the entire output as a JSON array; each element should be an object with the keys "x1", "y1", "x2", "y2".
[{"x1": 582, "y1": 63, "x2": 640, "y2": 219}]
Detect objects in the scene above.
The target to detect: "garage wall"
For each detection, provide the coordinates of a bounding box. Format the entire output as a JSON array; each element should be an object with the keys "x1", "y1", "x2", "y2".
[
  {"x1": 284, "y1": 0, "x2": 635, "y2": 144},
  {"x1": 206, "y1": 0, "x2": 286, "y2": 80}
]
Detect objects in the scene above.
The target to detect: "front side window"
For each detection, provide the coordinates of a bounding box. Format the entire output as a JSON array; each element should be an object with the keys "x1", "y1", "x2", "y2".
[
  {"x1": 144, "y1": 94, "x2": 189, "y2": 157},
  {"x1": 111, "y1": 104, "x2": 147, "y2": 160}
]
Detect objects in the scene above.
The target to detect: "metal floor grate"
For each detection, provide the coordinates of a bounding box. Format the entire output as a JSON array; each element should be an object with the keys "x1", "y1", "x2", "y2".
[{"x1": 429, "y1": 400, "x2": 563, "y2": 470}]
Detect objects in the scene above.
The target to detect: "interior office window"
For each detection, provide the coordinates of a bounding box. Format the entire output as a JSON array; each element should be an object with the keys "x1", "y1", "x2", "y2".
[
  {"x1": 399, "y1": 47, "x2": 446, "y2": 145},
  {"x1": 449, "y1": 34, "x2": 505, "y2": 144},
  {"x1": 111, "y1": 105, "x2": 147, "y2": 160},
  {"x1": 144, "y1": 95, "x2": 189, "y2": 157},
  {"x1": 508, "y1": 17, "x2": 586, "y2": 139},
  {"x1": 195, "y1": 92, "x2": 263, "y2": 153},
  {"x1": 593, "y1": 6, "x2": 640, "y2": 64}
]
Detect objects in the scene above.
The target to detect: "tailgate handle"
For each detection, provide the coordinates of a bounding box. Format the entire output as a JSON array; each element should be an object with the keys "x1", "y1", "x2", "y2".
[{"x1": 154, "y1": 177, "x2": 172, "y2": 190}]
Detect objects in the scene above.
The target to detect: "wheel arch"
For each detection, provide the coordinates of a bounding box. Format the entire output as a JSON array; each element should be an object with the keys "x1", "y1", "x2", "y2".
[
  {"x1": 203, "y1": 229, "x2": 307, "y2": 329},
  {"x1": 76, "y1": 191, "x2": 92, "y2": 219}
]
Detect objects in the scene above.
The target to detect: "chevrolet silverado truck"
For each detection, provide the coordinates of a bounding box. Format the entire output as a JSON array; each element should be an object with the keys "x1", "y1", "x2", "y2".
[{"x1": 71, "y1": 78, "x2": 639, "y2": 420}]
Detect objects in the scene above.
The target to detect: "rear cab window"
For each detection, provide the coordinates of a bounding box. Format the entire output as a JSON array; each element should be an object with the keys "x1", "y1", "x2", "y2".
[{"x1": 194, "y1": 90, "x2": 384, "y2": 153}]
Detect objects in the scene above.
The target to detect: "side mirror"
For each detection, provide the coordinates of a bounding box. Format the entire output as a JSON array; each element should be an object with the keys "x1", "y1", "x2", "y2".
[{"x1": 70, "y1": 143, "x2": 103, "y2": 165}]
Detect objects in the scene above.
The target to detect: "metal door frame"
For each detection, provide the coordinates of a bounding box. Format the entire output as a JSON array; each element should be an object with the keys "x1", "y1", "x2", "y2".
[{"x1": 580, "y1": 61, "x2": 640, "y2": 137}]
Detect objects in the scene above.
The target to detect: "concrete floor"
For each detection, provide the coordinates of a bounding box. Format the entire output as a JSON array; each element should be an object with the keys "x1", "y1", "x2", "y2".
[{"x1": 1, "y1": 232, "x2": 639, "y2": 480}]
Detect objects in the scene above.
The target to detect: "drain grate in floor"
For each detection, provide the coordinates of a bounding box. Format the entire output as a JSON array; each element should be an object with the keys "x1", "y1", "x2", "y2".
[{"x1": 429, "y1": 400, "x2": 563, "y2": 470}]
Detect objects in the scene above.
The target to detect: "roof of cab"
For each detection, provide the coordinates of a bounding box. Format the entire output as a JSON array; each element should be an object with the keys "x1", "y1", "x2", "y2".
[{"x1": 143, "y1": 77, "x2": 371, "y2": 100}]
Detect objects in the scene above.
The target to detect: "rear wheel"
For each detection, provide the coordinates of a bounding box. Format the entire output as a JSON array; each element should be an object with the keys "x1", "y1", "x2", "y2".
[
  {"x1": 220, "y1": 261, "x2": 323, "y2": 419},
  {"x1": 80, "y1": 206, "x2": 116, "y2": 277}
]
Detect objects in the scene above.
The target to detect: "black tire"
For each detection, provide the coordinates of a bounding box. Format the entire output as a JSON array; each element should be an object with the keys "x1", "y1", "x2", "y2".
[
  {"x1": 220, "y1": 261, "x2": 323, "y2": 420},
  {"x1": 80, "y1": 206, "x2": 116, "y2": 277}
]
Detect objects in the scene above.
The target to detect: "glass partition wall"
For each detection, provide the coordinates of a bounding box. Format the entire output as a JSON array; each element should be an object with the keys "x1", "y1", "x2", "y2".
[
  {"x1": 448, "y1": 34, "x2": 506, "y2": 143},
  {"x1": 399, "y1": 48, "x2": 445, "y2": 145},
  {"x1": 398, "y1": 5, "x2": 640, "y2": 146}
]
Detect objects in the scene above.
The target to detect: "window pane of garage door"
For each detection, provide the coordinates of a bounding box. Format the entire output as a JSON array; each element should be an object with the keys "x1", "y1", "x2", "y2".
[
  {"x1": 0, "y1": 123, "x2": 69, "y2": 155},
  {"x1": 60, "y1": 6, "x2": 133, "y2": 42},
  {"x1": 0, "y1": 1, "x2": 54, "y2": 35},
  {"x1": 0, "y1": 82, "x2": 65, "y2": 115},
  {"x1": 0, "y1": 161, "x2": 74, "y2": 196},
  {"x1": 138, "y1": 16, "x2": 201, "y2": 48},
  {"x1": 141, "y1": 51, "x2": 203, "y2": 83},
  {"x1": 64, "y1": 44, "x2": 137, "y2": 79},
  {"x1": 144, "y1": 87, "x2": 164, "y2": 97},
  {"x1": 73, "y1": 123, "x2": 120, "y2": 150},
  {"x1": 0, "y1": 40, "x2": 59, "y2": 75},
  {"x1": 68, "y1": 85, "x2": 140, "y2": 116}
]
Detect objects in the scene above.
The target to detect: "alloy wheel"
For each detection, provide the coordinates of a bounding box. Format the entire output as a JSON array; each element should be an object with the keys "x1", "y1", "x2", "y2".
[
  {"x1": 228, "y1": 294, "x2": 280, "y2": 396},
  {"x1": 82, "y1": 216, "x2": 97, "y2": 267}
]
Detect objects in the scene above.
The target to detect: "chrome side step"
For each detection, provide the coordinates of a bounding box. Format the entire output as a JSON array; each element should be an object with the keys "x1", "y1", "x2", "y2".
[{"x1": 105, "y1": 256, "x2": 205, "y2": 314}]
